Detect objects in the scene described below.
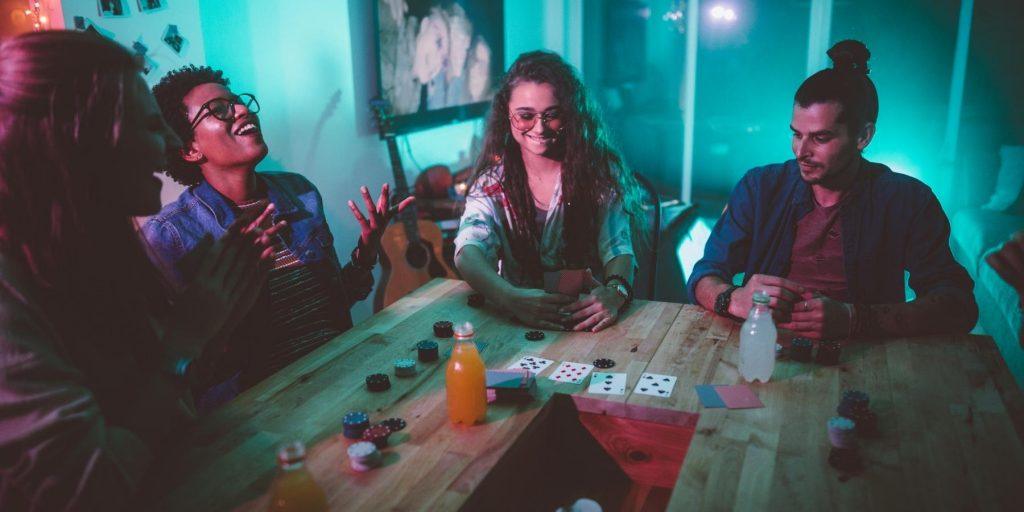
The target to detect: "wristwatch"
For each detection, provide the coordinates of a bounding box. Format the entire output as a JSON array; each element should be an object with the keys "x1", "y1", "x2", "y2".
[
  {"x1": 714, "y1": 285, "x2": 740, "y2": 318},
  {"x1": 610, "y1": 283, "x2": 629, "y2": 302}
]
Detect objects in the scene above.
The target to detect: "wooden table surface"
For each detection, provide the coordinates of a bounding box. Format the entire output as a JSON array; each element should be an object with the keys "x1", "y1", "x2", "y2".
[{"x1": 149, "y1": 279, "x2": 1024, "y2": 511}]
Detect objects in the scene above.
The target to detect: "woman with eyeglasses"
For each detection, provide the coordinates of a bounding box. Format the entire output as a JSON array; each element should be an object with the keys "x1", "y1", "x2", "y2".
[
  {"x1": 455, "y1": 51, "x2": 645, "y2": 332},
  {"x1": 0, "y1": 32, "x2": 277, "y2": 509},
  {"x1": 142, "y1": 66, "x2": 412, "y2": 411}
]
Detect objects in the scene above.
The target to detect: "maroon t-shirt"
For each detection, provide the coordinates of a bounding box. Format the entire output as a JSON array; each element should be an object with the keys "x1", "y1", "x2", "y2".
[{"x1": 785, "y1": 200, "x2": 849, "y2": 301}]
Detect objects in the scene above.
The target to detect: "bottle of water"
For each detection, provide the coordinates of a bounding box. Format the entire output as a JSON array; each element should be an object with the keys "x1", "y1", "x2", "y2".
[{"x1": 739, "y1": 290, "x2": 777, "y2": 383}]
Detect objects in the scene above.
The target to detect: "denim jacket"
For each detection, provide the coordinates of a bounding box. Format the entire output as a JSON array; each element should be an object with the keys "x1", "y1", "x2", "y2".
[
  {"x1": 141, "y1": 172, "x2": 373, "y2": 389},
  {"x1": 688, "y1": 159, "x2": 977, "y2": 318}
]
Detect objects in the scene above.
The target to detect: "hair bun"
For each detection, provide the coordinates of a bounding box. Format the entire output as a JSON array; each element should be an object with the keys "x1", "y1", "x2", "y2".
[{"x1": 827, "y1": 40, "x2": 870, "y2": 75}]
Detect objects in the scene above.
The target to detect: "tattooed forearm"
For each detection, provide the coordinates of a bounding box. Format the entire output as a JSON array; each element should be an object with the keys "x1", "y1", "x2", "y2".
[{"x1": 854, "y1": 288, "x2": 977, "y2": 338}]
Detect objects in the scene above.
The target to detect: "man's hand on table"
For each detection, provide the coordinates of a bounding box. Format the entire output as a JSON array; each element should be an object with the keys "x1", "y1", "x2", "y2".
[{"x1": 777, "y1": 291, "x2": 852, "y2": 340}]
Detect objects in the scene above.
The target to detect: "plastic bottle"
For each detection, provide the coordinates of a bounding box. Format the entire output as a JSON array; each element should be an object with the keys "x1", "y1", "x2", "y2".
[
  {"x1": 739, "y1": 290, "x2": 777, "y2": 383},
  {"x1": 267, "y1": 441, "x2": 327, "y2": 512},
  {"x1": 446, "y1": 322, "x2": 487, "y2": 425}
]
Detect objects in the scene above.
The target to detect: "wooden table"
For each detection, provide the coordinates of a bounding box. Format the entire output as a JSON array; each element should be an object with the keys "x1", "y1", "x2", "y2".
[{"x1": 149, "y1": 279, "x2": 1024, "y2": 511}]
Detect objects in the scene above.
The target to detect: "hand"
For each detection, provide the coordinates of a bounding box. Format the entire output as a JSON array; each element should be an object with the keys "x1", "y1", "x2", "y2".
[
  {"x1": 162, "y1": 216, "x2": 279, "y2": 358},
  {"x1": 777, "y1": 291, "x2": 852, "y2": 340},
  {"x1": 347, "y1": 183, "x2": 416, "y2": 256},
  {"x1": 563, "y1": 283, "x2": 626, "y2": 332},
  {"x1": 728, "y1": 274, "x2": 805, "y2": 320},
  {"x1": 500, "y1": 287, "x2": 575, "y2": 330}
]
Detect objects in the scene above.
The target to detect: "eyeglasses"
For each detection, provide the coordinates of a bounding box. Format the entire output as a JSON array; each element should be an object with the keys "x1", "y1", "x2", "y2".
[
  {"x1": 188, "y1": 93, "x2": 260, "y2": 130},
  {"x1": 508, "y1": 108, "x2": 563, "y2": 132}
]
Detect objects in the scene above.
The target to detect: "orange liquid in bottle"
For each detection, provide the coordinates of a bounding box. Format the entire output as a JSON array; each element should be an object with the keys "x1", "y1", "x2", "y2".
[
  {"x1": 267, "y1": 442, "x2": 327, "y2": 512},
  {"x1": 446, "y1": 322, "x2": 487, "y2": 425}
]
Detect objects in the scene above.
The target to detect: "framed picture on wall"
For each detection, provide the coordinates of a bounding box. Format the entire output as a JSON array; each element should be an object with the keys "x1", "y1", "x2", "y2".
[
  {"x1": 96, "y1": 0, "x2": 128, "y2": 17},
  {"x1": 137, "y1": 0, "x2": 167, "y2": 13},
  {"x1": 375, "y1": 0, "x2": 505, "y2": 134}
]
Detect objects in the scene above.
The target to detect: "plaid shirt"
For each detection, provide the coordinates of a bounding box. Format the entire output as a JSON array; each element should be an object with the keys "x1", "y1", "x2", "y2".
[{"x1": 454, "y1": 167, "x2": 634, "y2": 287}]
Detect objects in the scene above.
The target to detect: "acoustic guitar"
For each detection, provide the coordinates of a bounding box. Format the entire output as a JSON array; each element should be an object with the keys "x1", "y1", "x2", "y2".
[{"x1": 370, "y1": 99, "x2": 456, "y2": 311}]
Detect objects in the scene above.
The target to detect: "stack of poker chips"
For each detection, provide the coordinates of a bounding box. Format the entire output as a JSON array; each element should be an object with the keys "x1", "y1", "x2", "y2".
[
  {"x1": 837, "y1": 389, "x2": 878, "y2": 436},
  {"x1": 826, "y1": 416, "x2": 863, "y2": 472},
  {"x1": 790, "y1": 337, "x2": 814, "y2": 362},
  {"x1": 347, "y1": 441, "x2": 382, "y2": 472},
  {"x1": 416, "y1": 340, "x2": 439, "y2": 362},
  {"x1": 365, "y1": 373, "x2": 391, "y2": 392},
  {"x1": 394, "y1": 358, "x2": 417, "y2": 377},
  {"x1": 815, "y1": 339, "x2": 842, "y2": 365},
  {"x1": 342, "y1": 411, "x2": 370, "y2": 439},
  {"x1": 433, "y1": 320, "x2": 454, "y2": 338},
  {"x1": 361, "y1": 424, "x2": 392, "y2": 449}
]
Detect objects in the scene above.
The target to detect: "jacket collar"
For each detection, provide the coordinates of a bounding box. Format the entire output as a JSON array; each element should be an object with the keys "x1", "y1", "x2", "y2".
[{"x1": 191, "y1": 173, "x2": 301, "y2": 229}]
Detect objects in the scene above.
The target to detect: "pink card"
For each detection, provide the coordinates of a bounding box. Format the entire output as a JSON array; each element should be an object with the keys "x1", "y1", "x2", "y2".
[{"x1": 715, "y1": 385, "x2": 764, "y2": 409}]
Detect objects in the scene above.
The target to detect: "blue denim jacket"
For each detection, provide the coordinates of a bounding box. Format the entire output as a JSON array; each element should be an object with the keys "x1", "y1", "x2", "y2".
[{"x1": 687, "y1": 159, "x2": 976, "y2": 312}]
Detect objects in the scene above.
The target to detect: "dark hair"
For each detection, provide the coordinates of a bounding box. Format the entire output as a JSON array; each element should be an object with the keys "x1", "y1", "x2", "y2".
[
  {"x1": 0, "y1": 31, "x2": 165, "y2": 365},
  {"x1": 471, "y1": 50, "x2": 644, "y2": 282},
  {"x1": 152, "y1": 64, "x2": 229, "y2": 185},
  {"x1": 795, "y1": 40, "x2": 879, "y2": 135}
]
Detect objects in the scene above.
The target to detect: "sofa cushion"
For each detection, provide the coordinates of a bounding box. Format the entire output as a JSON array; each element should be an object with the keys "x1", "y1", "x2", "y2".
[{"x1": 950, "y1": 209, "x2": 1024, "y2": 274}]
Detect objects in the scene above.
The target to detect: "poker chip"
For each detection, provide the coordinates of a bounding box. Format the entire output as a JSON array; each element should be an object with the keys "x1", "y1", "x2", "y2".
[
  {"x1": 815, "y1": 340, "x2": 842, "y2": 365},
  {"x1": 342, "y1": 411, "x2": 370, "y2": 439},
  {"x1": 790, "y1": 337, "x2": 814, "y2": 362},
  {"x1": 851, "y1": 409, "x2": 879, "y2": 437},
  {"x1": 347, "y1": 441, "x2": 381, "y2": 472},
  {"x1": 468, "y1": 293, "x2": 485, "y2": 308},
  {"x1": 380, "y1": 417, "x2": 407, "y2": 432},
  {"x1": 433, "y1": 320, "x2": 454, "y2": 338},
  {"x1": 827, "y1": 416, "x2": 857, "y2": 449},
  {"x1": 525, "y1": 330, "x2": 546, "y2": 341},
  {"x1": 837, "y1": 390, "x2": 870, "y2": 418},
  {"x1": 361, "y1": 424, "x2": 393, "y2": 449},
  {"x1": 394, "y1": 358, "x2": 417, "y2": 377},
  {"x1": 592, "y1": 358, "x2": 616, "y2": 369},
  {"x1": 365, "y1": 373, "x2": 391, "y2": 392},
  {"x1": 416, "y1": 340, "x2": 439, "y2": 362},
  {"x1": 827, "y1": 447, "x2": 863, "y2": 473}
]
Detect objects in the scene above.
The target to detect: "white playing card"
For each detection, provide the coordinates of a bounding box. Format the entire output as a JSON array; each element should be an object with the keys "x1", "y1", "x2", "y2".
[
  {"x1": 548, "y1": 361, "x2": 594, "y2": 384},
  {"x1": 635, "y1": 372, "x2": 677, "y2": 398},
  {"x1": 507, "y1": 355, "x2": 554, "y2": 375},
  {"x1": 587, "y1": 372, "x2": 627, "y2": 395}
]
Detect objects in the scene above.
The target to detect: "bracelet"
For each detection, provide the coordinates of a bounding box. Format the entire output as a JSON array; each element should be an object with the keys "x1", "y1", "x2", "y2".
[{"x1": 603, "y1": 274, "x2": 634, "y2": 307}]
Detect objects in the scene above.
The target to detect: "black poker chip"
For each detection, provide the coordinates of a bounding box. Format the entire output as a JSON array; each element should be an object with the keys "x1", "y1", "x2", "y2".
[
  {"x1": 433, "y1": 320, "x2": 454, "y2": 338},
  {"x1": 468, "y1": 293, "x2": 485, "y2": 308},
  {"x1": 593, "y1": 358, "x2": 616, "y2": 369},
  {"x1": 416, "y1": 340, "x2": 439, "y2": 362},
  {"x1": 791, "y1": 337, "x2": 814, "y2": 362},
  {"x1": 366, "y1": 373, "x2": 391, "y2": 392},
  {"x1": 525, "y1": 330, "x2": 545, "y2": 341},
  {"x1": 380, "y1": 417, "x2": 407, "y2": 432},
  {"x1": 827, "y1": 447, "x2": 863, "y2": 473}
]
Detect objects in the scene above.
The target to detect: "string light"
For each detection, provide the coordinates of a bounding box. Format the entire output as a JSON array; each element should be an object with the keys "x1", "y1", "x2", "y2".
[
  {"x1": 662, "y1": 1, "x2": 687, "y2": 34},
  {"x1": 26, "y1": 0, "x2": 48, "y2": 31}
]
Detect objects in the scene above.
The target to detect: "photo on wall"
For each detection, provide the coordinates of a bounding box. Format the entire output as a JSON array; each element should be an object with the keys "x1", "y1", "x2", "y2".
[
  {"x1": 376, "y1": 0, "x2": 504, "y2": 134},
  {"x1": 96, "y1": 0, "x2": 128, "y2": 17},
  {"x1": 137, "y1": 0, "x2": 167, "y2": 13},
  {"x1": 162, "y1": 24, "x2": 187, "y2": 56}
]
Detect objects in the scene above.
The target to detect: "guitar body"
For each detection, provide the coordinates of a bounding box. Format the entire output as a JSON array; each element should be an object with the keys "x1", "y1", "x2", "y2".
[{"x1": 375, "y1": 219, "x2": 454, "y2": 310}]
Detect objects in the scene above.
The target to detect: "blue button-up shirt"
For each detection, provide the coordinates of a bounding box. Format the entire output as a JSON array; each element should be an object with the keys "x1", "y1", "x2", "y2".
[{"x1": 687, "y1": 159, "x2": 976, "y2": 313}]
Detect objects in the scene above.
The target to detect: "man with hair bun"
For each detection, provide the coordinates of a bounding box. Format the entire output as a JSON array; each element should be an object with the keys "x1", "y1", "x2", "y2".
[{"x1": 689, "y1": 40, "x2": 977, "y2": 341}]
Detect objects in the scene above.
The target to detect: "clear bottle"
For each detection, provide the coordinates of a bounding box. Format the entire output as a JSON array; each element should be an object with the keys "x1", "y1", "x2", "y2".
[
  {"x1": 446, "y1": 322, "x2": 487, "y2": 425},
  {"x1": 739, "y1": 290, "x2": 777, "y2": 383},
  {"x1": 267, "y1": 441, "x2": 327, "y2": 512}
]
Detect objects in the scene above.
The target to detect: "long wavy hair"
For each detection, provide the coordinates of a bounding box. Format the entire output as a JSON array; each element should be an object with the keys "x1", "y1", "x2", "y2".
[
  {"x1": 471, "y1": 51, "x2": 644, "y2": 283},
  {"x1": 0, "y1": 31, "x2": 164, "y2": 374}
]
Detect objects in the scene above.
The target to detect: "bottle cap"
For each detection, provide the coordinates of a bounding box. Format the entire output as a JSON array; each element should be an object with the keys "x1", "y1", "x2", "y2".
[
  {"x1": 277, "y1": 441, "x2": 306, "y2": 465},
  {"x1": 752, "y1": 290, "x2": 770, "y2": 305},
  {"x1": 454, "y1": 321, "x2": 475, "y2": 340}
]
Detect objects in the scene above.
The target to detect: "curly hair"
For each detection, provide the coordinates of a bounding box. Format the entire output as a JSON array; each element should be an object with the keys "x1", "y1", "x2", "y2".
[
  {"x1": 470, "y1": 50, "x2": 645, "y2": 283},
  {"x1": 152, "y1": 64, "x2": 229, "y2": 185}
]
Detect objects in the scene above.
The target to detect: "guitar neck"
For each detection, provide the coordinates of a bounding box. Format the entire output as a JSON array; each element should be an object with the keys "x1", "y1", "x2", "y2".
[{"x1": 383, "y1": 136, "x2": 421, "y2": 243}]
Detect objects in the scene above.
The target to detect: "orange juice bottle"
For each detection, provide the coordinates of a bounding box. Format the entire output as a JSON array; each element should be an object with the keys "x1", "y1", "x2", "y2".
[
  {"x1": 267, "y1": 441, "x2": 327, "y2": 512},
  {"x1": 446, "y1": 322, "x2": 487, "y2": 425}
]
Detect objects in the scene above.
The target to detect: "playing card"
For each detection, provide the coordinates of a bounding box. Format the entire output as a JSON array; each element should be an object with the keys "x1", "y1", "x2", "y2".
[
  {"x1": 507, "y1": 355, "x2": 554, "y2": 375},
  {"x1": 635, "y1": 372, "x2": 678, "y2": 398},
  {"x1": 695, "y1": 385, "x2": 726, "y2": 408},
  {"x1": 587, "y1": 372, "x2": 626, "y2": 395},
  {"x1": 716, "y1": 385, "x2": 764, "y2": 409},
  {"x1": 549, "y1": 361, "x2": 594, "y2": 384}
]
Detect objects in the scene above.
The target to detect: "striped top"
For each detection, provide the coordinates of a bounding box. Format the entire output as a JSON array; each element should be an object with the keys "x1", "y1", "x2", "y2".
[{"x1": 235, "y1": 199, "x2": 341, "y2": 382}]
